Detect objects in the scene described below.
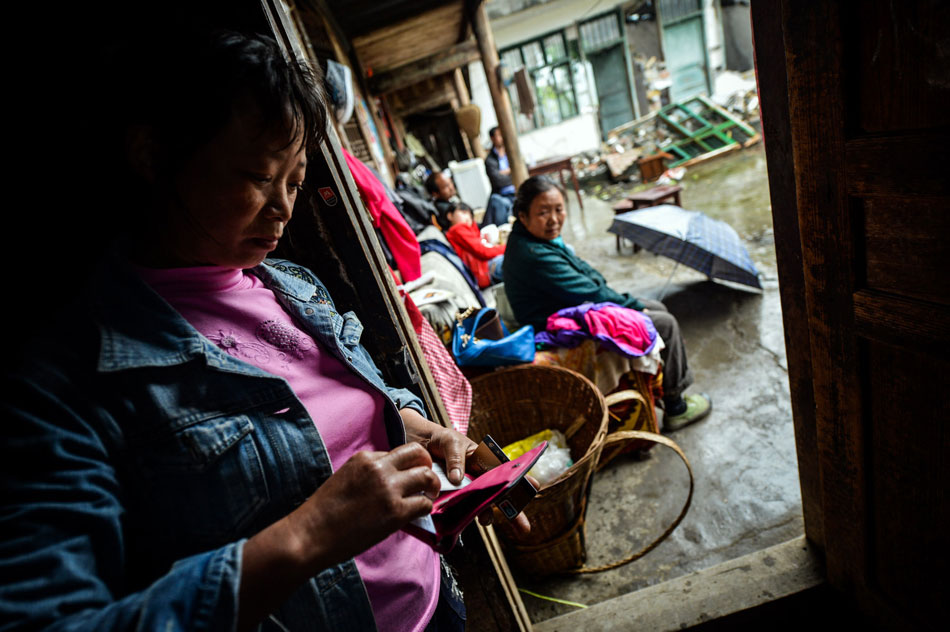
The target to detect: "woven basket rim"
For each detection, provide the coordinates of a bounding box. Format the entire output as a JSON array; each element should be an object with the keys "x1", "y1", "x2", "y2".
[
  {"x1": 506, "y1": 507, "x2": 586, "y2": 553},
  {"x1": 469, "y1": 364, "x2": 609, "y2": 493}
]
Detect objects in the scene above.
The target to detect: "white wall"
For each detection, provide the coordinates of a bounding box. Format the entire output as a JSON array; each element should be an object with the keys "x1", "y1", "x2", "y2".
[
  {"x1": 703, "y1": 0, "x2": 726, "y2": 79},
  {"x1": 518, "y1": 113, "x2": 601, "y2": 164}
]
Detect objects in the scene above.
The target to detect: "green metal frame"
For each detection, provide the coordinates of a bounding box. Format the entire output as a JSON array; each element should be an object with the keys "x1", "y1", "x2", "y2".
[{"x1": 655, "y1": 95, "x2": 758, "y2": 166}]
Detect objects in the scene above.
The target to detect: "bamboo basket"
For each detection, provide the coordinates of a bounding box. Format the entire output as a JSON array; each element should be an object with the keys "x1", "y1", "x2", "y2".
[
  {"x1": 504, "y1": 507, "x2": 587, "y2": 576},
  {"x1": 468, "y1": 365, "x2": 608, "y2": 567}
]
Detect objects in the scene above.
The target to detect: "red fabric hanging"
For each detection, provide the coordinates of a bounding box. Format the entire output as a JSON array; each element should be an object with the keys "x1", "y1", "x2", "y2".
[{"x1": 343, "y1": 149, "x2": 422, "y2": 282}]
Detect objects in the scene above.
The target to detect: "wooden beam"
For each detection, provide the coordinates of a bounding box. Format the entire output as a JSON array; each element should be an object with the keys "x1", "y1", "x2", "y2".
[
  {"x1": 470, "y1": 1, "x2": 528, "y2": 187},
  {"x1": 352, "y1": 2, "x2": 466, "y2": 73},
  {"x1": 390, "y1": 90, "x2": 455, "y2": 118},
  {"x1": 779, "y1": 0, "x2": 872, "y2": 603},
  {"x1": 368, "y1": 40, "x2": 480, "y2": 94}
]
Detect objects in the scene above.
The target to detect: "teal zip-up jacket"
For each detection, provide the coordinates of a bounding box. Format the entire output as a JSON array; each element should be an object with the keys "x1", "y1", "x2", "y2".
[{"x1": 502, "y1": 220, "x2": 645, "y2": 330}]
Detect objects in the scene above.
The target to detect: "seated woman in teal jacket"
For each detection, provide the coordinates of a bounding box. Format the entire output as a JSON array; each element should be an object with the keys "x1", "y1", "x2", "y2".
[{"x1": 502, "y1": 176, "x2": 711, "y2": 430}]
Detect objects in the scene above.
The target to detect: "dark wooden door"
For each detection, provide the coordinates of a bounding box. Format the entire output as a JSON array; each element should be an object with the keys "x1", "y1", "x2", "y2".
[{"x1": 754, "y1": 1, "x2": 949, "y2": 628}]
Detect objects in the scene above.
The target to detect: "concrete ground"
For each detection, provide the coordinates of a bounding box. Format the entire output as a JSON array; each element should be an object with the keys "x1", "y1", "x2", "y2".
[{"x1": 515, "y1": 144, "x2": 804, "y2": 622}]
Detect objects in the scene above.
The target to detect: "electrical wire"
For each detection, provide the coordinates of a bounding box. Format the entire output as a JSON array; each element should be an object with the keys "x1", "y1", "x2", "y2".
[{"x1": 518, "y1": 588, "x2": 589, "y2": 609}]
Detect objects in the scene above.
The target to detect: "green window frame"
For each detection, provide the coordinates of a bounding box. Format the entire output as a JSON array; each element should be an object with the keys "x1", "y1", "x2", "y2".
[{"x1": 500, "y1": 30, "x2": 589, "y2": 131}]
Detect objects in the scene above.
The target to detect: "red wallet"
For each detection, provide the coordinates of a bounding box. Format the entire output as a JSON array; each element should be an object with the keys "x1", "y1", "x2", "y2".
[{"x1": 403, "y1": 441, "x2": 547, "y2": 552}]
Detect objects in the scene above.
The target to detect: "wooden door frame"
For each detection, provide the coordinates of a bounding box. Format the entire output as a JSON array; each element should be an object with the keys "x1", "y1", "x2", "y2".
[{"x1": 749, "y1": 0, "x2": 824, "y2": 549}]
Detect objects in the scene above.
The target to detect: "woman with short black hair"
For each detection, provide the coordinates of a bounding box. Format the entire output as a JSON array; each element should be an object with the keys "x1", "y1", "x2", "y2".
[{"x1": 0, "y1": 30, "x2": 508, "y2": 632}]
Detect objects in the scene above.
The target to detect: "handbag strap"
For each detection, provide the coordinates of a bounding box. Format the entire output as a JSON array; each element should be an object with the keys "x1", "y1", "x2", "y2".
[
  {"x1": 565, "y1": 429, "x2": 694, "y2": 575},
  {"x1": 455, "y1": 306, "x2": 495, "y2": 347},
  {"x1": 456, "y1": 306, "x2": 477, "y2": 325}
]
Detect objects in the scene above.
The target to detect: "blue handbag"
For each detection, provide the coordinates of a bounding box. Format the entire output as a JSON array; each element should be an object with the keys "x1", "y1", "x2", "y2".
[{"x1": 451, "y1": 307, "x2": 536, "y2": 367}]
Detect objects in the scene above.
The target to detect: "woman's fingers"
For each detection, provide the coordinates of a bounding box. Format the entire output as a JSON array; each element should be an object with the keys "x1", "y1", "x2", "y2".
[
  {"x1": 398, "y1": 410, "x2": 485, "y2": 486},
  {"x1": 381, "y1": 443, "x2": 441, "y2": 503},
  {"x1": 478, "y1": 506, "x2": 531, "y2": 538},
  {"x1": 385, "y1": 441, "x2": 434, "y2": 470},
  {"x1": 511, "y1": 512, "x2": 531, "y2": 536},
  {"x1": 441, "y1": 434, "x2": 470, "y2": 485}
]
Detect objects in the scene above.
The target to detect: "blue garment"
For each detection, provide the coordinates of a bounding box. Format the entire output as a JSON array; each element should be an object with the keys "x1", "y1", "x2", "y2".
[
  {"x1": 484, "y1": 149, "x2": 515, "y2": 197},
  {"x1": 480, "y1": 194, "x2": 513, "y2": 228},
  {"x1": 0, "y1": 250, "x2": 426, "y2": 631},
  {"x1": 488, "y1": 255, "x2": 505, "y2": 284},
  {"x1": 495, "y1": 154, "x2": 515, "y2": 196}
]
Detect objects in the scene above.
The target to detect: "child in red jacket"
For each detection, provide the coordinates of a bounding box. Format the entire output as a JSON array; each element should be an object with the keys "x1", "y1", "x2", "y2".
[{"x1": 444, "y1": 205, "x2": 505, "y2": 288}]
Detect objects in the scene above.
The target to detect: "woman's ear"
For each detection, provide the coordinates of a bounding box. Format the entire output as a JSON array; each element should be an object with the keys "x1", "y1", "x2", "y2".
[{"x1": 125, "y1": 125, "x2": 159, "y2": 184}]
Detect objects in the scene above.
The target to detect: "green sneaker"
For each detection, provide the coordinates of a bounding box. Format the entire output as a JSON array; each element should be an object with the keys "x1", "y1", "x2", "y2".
[{"x1": 663, "y1": 393, "x2": 712, "y2": 431}]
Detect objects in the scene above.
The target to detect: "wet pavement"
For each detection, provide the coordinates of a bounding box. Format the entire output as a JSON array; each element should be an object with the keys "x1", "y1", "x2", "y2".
[{"x1": 514, "y1": 144, "x2": 804, "y2": 622}]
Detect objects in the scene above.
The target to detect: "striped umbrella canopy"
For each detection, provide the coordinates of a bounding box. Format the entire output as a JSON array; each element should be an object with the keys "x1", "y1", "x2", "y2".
[{"x1": 609, "y1": 204, "x2": 762, "y2": 290}]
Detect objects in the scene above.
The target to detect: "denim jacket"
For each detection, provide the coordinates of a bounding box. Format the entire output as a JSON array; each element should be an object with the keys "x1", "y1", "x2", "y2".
[{"x1": 0, "y1": 252, "x2": 426, "y2": 631}]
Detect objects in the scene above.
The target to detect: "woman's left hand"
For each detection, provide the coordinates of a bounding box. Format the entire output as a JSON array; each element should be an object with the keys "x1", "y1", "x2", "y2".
[
  {"x1": 398, "y1": 408, "x2": 532, "y2": 537},
  {"x1": 399, "y1": 408, "x2": 475, "y2": 486}
]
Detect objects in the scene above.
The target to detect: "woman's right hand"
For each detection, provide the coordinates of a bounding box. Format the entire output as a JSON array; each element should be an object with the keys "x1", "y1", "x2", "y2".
[
  {"x1": 290, "y1": 442, "x2": 442, "y2": 568},
  {"x1": 238, "y1": 442, "x2": 441, "y2": 631}
]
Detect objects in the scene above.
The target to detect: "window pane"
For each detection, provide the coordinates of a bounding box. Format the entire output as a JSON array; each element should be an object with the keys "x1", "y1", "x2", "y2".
[
  {"x1": 658, "y1": 0, "x2": 701, "y2": 25},
  {"x1": 501, "y1": 48, "x2": 524, "y2": 72},
  {"x1": 554, "y1": 64, "x2": 576, "y2": 119},
  {"x1": 534, "y1": 67, "x2": 562, "y2": 126},
  {"x1": 506, "y1": 81, "x2": 521, "y2": 112},
  {"x1": 543, "y1": 33, "x2": 566, "y2": 63},
  {"x1": 507, "y1": 82, "x2": 536, "y2": 132},
  {"x1": 580, "y1": 14, "x2": 621, "y2": 51},
  {"x1": 572, "y1": 60, "x2": 598, "y2": 113},
  {"x1": 522, "y1": 42, "x2": 544, "y2": 69}
]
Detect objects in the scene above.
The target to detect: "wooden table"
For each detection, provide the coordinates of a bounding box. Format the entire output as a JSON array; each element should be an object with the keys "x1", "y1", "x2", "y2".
[
  {"x1": 528, "y1": 155, "x2": 583, "y2": 211},
  {"x1": 611, "y1": 184, "x2": 683, "y2": 252}
]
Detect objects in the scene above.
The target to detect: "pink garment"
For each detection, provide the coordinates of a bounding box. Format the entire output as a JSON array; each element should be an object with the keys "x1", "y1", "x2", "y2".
[
  {"x1": 547, "y1": 316, "x2": 582, "y2": 332},
  {"x1": 344, "y1": 148, "x2": 422, "y2": 282},
  {"x1": 540, "y1": 302, "x2": 659, "y2": 358},
  {"x1": 137, "y1": 265, "x2": 439, "y2": 632},
  {"x1": 583, "y1": 304, "x2": 656, "y2": 356}
]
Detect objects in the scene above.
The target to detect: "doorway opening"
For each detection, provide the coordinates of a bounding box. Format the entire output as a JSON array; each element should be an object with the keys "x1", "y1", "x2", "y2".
[{"x1": 513, "y1": 8, "x2": 804, "y2": 624}]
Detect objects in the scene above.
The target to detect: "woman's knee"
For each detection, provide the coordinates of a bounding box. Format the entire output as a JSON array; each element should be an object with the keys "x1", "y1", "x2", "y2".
[
  {"x1": 645, "y1": 308, "x2": 679, "y2": 340},
  {"x1": 639, "y1": 298, "x2": 669, "y2": 313}
]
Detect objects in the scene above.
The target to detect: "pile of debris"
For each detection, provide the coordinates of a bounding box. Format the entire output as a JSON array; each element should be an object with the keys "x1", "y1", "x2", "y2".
[
  {"x1": 571, "y1": 150, "x2": 610, "y2": 181},
  {"x1": 599, "y1": 70, "x2": 761, "y2": 181}
]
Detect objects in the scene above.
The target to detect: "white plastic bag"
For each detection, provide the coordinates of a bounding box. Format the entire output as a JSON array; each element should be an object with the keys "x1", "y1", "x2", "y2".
[{"x1": 503, "y1": 429, "x2": 573, "y2": 486}]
